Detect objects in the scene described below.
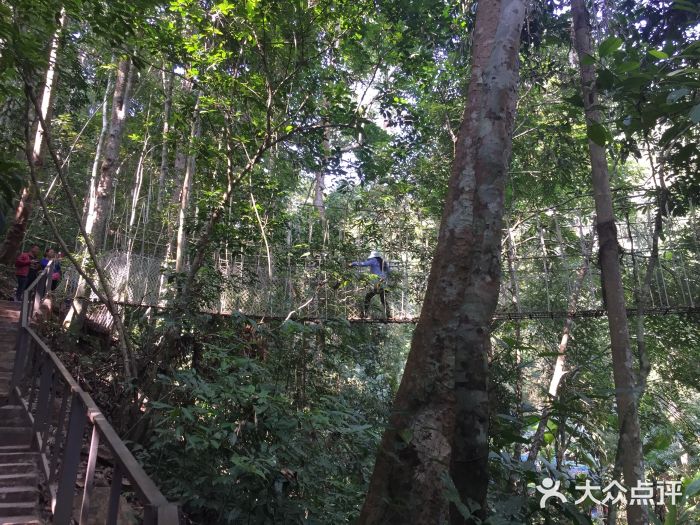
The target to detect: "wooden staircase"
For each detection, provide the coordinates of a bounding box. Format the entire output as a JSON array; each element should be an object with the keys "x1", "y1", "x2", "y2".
[{"x1": 0, "y1": 301, "x2": 43, "y2": 525}]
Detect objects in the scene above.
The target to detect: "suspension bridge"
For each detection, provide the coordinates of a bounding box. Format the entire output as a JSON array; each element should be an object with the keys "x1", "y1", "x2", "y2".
[{"x1": 58, "y1": 200, "x2": 700, "y2": 326}]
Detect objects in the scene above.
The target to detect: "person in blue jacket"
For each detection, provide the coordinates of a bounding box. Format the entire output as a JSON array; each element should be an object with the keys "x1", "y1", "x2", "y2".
[
  {"x1": 40, "y1": 248, "x2": 62, "y2": 292},
  {"x1": 350, "y1": 250, "x2": 391, "y2": 318}
]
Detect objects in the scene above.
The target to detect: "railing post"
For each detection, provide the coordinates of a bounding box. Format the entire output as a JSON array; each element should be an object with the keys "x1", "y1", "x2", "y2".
[
  {"x1": 42, "y1": 371, "x2": 58, "y2": 454},
  {"x1": 32, "y1": 355, "x2": 52, "y2": 449},
  {"x1": 49, "y1": 383, "x2": 71, "y2": 484},
  {"x1": 54, "y1": 393, "x2": 87, "y2": 525},
  {"x1": 8, "y1": 289, "x2": 31, "y2": 402},
  {"x1": 9, "y1": 327, "x2": 30, "y2": 402},
  {"x1": 26, "y1": 340, "x2": 40, "y2": 411},
  {"x1": 106, "y1": 463, "x2": 123, "y2": 525},
  {"x1": 79, "y1": 425, "x2": 100, "y2": 525},
  {"x1": 33, "y1": 274, "x2": 45, "y2": 316},
  {"x1": 144, "y1": 502, "x2": 179, "y2": 525}
]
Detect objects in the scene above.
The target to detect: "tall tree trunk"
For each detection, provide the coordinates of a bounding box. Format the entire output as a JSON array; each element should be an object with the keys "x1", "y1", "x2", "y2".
[
  {"x1": 65, "y1": 59, "x2": 132, "y2": 332},
  {"x1": 314, "y1": 121, "x2": 329, "y2": 245},
  {"x1": 92, "y1": 58, "x2": 134, "y2": 250},
  {"x1": 631, "y1": 143, "x2": 668, "y2": 394},
  {"x1": 128, "y1": 95, "x2": 152, "y2": 240},
  {"x1": 528, "y1": 225, "x2": 595, "y2": 462},
  {"x1": 571, "y1": 2, "x2": 647, "y2": 524},
  {"x1": 174, "y1": 95, "x2": 201, "y2": 273},
  {"x1": 158, "y1": 79, "x2": 194, "y2": 302},
  {"x1": 81, "y1": 73, "x2": 114, "y2": 230},
  {"x1": 358, "y1": 1, "x2": 526, "y2": 523},
  {"x1": 156, "y1": 69, "x2": 173, "y2": 213},
  {"x1": 0, "y1": 11, "x2": 65, "y2": 263},
  {"x1": 63, "y1": 72, "x2": 113, "y2": 329},
  {"x1": 505, "y1": 220, "x2": 523, "y2": 492}
]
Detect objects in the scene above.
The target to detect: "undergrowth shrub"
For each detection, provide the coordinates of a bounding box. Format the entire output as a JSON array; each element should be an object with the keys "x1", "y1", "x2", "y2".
[{"x1": 140, "y1": 320, "x2": 400, "y2": 524}]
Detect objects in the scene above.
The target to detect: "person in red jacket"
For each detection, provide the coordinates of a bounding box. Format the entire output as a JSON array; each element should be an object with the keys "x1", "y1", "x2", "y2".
[{"x1": 15, "y1": 244, "x2": 40, "y2": 301}]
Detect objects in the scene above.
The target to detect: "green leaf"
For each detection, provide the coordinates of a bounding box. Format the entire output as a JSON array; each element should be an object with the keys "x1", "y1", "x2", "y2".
[
  {"x1": 686, "y1": 477, "x2": 700, "y2": 498},
  {"x1": 616, "y1": 60, "x2": 640, "y2": 73},
  {"x1": 246, "y1": 0, "x2": 259, "y2": 16},
  {"x1": 560, "y1": 502, "x2": 592, "y2": 525},
  {"x1": 599, "y1": 36, "x2": 623, "y2": 57},
  {"x1": 648, "y1": 49, "x2": 669, "y2": 59},
  {"x1": 667, "y1": 88, "x2": 690, "y2": 103},
  {"x1": 648, "y1": 510, "x2": 663, "y2": 525},
  {"x1": 587, "y1": 122, "x2": 608, "y2": 146},
  {"x1": 597, "y1": 69, "x2": 617, "y2": 90},
  {"x1": 564, "y1": 93, "x2": 584, "y2": 107},
  {"x1": 440, "y1": 472, "x2": 476, "y2": 519},
  {"x1": 689, "y1": 103, "x2": 700, "y2": 124},
  {"x1": 581, "y1": 53, "x2": 596, "y2": 66},
  {"x1": 672, "y1": 0, "x2": 699, "y2": 13},
  {"x1": 398, "y1": 428, "x2": 413, "y2": 444}
]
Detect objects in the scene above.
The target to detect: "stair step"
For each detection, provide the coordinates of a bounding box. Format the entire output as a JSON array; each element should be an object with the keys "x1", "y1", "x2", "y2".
[
  {"x1": 0, "y1": 516, "x2": 42, "y2": 525},
  {"x1": 0, "y1": 502, "x2": 36, "y2": 517},
  {"x1": 0, "y1": 487, "x2": 38, "y2": 504},
  {"x1": 0, "y1": 454, "x2": 37, "y2": 464},
  {"x1": 0, "y1": 409, "x2": 29, "y2": 427},
  {"x1": 0, "y1": 447, "x2": 30, "y2": 454},
  {"x1": 0, "y1": 475, "x2": 38, "y2": 489},
  {"x1": 0, "y1": 465, "x2": 34, "y2": 476},
  {"x1": 0, "y1": 363, "x2": 16, "y2": 374},
  {"x1": 0, "y1": 300, "x2": 21, "y2": 308},
  {"x1": 0, "y1": 430, "x2": 31, "y2": 448}
]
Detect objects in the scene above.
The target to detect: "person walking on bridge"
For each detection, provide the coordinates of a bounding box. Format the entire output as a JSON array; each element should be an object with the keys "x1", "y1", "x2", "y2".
[{"x1": 350, "y1": 250, "x2": 391, "y2": 319}]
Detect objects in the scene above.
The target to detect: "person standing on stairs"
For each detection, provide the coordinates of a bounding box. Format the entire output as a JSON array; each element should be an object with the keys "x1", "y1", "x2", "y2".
[
  {"x1": 14, "y1": 244, "x2": 40, "y2": 301},
  {"x1": 349, "y1": 250, "x2": 391, "y2": 319},
  {"x1": 40, "y1": 248, "x2": 62, "y2": 292}
]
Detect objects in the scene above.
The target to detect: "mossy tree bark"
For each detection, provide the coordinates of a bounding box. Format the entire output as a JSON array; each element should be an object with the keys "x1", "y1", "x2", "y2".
[{"x1": 358, "y1": 0, "x2": 526, "y2": 523}]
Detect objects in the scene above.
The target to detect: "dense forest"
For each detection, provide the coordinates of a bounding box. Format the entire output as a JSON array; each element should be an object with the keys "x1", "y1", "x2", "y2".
[{"x1": 0, "y1": 0, "x2": 699, "y2": 523}]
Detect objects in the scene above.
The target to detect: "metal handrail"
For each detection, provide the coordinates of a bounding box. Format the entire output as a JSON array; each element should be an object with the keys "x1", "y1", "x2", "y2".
[{"x1": 9, "y1": 262, "x2": 178, "y2": 525}]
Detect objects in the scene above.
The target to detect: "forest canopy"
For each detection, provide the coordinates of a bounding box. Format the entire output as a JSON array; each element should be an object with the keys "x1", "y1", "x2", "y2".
[{"x1": 0, "y1": 0, "x2": 699, "y2": 523}]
